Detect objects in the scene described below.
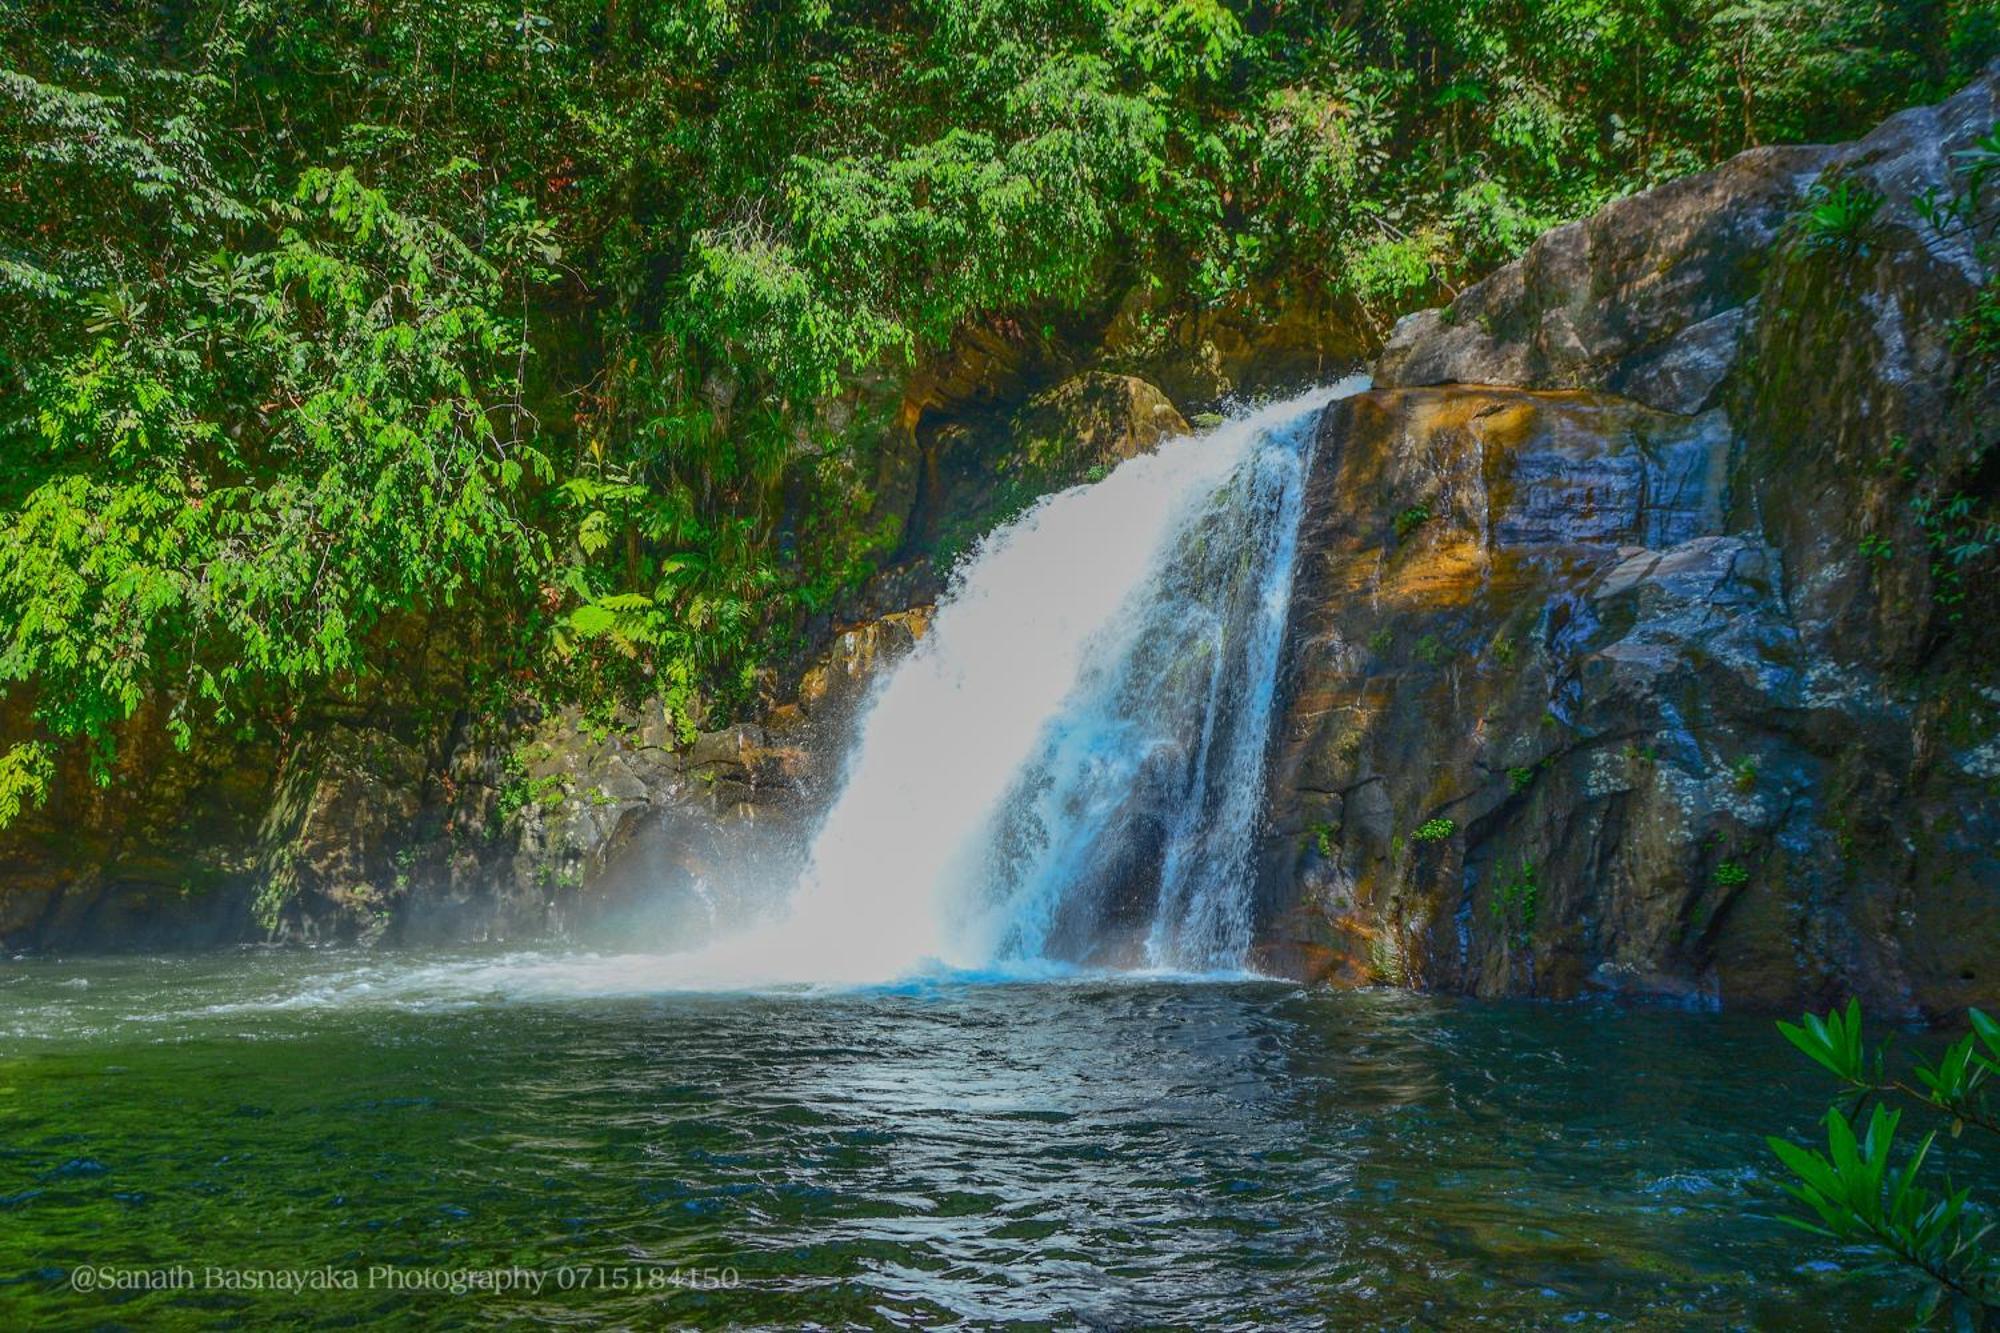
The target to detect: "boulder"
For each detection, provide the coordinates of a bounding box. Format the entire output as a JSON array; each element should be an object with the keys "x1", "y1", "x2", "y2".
[
  {"x1": 1376, "y1": 70, "x2": 2000, "y2": 416},
  {"x1": 1104, "y1": 276, "x2": 1372, "y2": 406},
  {"x1": 1259, "y1": 69, "x2": 2000, "y2": 1018}
]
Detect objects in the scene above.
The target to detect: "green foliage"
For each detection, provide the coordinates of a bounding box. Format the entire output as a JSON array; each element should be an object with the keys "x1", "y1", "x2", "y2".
[
  {"x1": 1347, "y1": 232, "x2": 1446, "y2": 324},
  {"x1": 0, "y1": 742, "x2": 52, "y2": 825},
  {"x1": 1413, "y1": 816, "x2": 1456, "y2": 843},
  {"x1": 1732, "y1": 756, "x2": 1760, "y2": 793},
  {"x1": 1913, "y1": 486, "x2": 2000, "y2": 620},
  {"x1": 1490, "y1": 857, "x2": 1539, "y2": 944},
  {"x1": 1778, "y1": 999, "x2": 1875, "y2": 1084},
  {"x1": 1767, "y1": 1002, "x2": 2000, "y2": 1326},
  {"x1": 1906, "y1": 126, "x2": 2000, "y2": 625},
  {"x1": 1304, "y1": 820, "x2": 1336, "y2": 858},
  {"x1": 0, "y1": 58, "x2": 551, "y2": 793},
  {"x1": 1508, "y1": 765, "x2": 1536, "y2": 794},
  {"x1": 0, "y1": 0, "x2": 1989, "y2": 818},
  {"x1": 1715, "y1": 859, "x2": 1751, "y2": 888},
  {"x1": 1393, "y1": 504, "x2": 1433, "y2": 542},
  {"x1": 495, "y1": 749, "x2": 568, "y2": 825},
  {"x1": 1793, "y1": 178, "x2": 1886, "y2": 256},
  {"x1": 1917, "y1": 126, "x2": 2000, "y2": 363}
]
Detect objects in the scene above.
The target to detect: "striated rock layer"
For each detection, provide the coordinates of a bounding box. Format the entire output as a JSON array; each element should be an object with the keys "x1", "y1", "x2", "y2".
[{"x1": 1254, "y1": 69, "x2": 2000, "y2": 1017}]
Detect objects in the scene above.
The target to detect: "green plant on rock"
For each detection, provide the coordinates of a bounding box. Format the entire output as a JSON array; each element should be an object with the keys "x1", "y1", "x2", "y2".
[
  {"x1": 1917, "y1": 126, "x2": 2000, "y2": 364},
  {"x1": 1303, "y1": 821, "x2": 1336, "y2": 858},
  {"x1": 1415, "y1": 633, "x2": 1452, "y2": 666},
  {"x1": 496, "y1": 749, "x2": 567, "y2": 824},
  {"x1": 1873, "y1": 435, "x2": 1915, "y2": 478},
  {"x1": 1912, "y1": 486, "x2": 1999, "y2": 622},
  {"x1": 1715, "y1": 859, "x2": 1751, "y2": 888},
  {"x1": 1508, "y1": 765, "x2": 1536, "y2": 794},
  {"x1": 1490, "y1": 857, "x2": 1539, "y2": 946},
  {"x1": 1732, "y1": 757, "x2": 1760, "y2": 793},
  {"x1": 1764, "y1": 1001, "x2": 2000, "y2": 1327},
  {"x1": 1393, "y1": 504, "x2": 1433, "y2": 542},
  {"x1": 1413, "y1": 817, "x2": 1456, "y2": 843},
  {"x1": 1793, "y1": 178, "x2": 1886, "y2": 256}
]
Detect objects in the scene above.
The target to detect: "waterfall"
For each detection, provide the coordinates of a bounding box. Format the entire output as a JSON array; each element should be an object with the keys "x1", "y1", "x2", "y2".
[{"x1": 691, "y1": 380, "x2": 1365, "y2": 985}]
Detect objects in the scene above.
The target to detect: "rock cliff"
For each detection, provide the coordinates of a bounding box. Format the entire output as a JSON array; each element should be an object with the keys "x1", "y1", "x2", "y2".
[{"x1": 1255, "y1": 69, "x2": 2000, "y2": 1017}]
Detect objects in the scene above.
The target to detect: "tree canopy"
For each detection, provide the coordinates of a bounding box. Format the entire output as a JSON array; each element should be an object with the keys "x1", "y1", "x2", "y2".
[{"x1": 1, "y1": 0, "x2": 1992, "y2": 815}]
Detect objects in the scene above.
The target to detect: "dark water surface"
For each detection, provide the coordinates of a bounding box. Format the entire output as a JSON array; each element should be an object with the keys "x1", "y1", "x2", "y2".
[{"x1": 0, "y1": 950, "x2": 1933, "y2": 1328}]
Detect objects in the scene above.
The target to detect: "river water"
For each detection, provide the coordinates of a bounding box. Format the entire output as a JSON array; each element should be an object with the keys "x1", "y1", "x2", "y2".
[{"x1": 0, "y1": 949, "x2": 1931, "y2": 1328}]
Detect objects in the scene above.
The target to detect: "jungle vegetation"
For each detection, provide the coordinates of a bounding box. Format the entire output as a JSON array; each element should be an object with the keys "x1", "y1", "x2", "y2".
[{"x1": 2, "y1": 0, "x2": 1994, "y2": 815}]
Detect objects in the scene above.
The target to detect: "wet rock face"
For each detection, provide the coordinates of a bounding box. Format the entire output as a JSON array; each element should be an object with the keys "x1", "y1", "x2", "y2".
[
  {"x1": 1255, "y1": 388, "x2": 1783, "y2": 1002},
  {"x1": 1260, "y1": 70, "x2": 2000, "y2": 1018},
  {"x1": 0, "y1": 694, "x2": 266, "y2": 950},
  {"x1": 904, "y1": 371, "x2": 1190, "y2": 565},
  {"x1": 259, "y1": 612, "x2": 942, "y2": 949},
  {"x1": 1103, "y1": 276, "x2": 1371, "y2": 407}
]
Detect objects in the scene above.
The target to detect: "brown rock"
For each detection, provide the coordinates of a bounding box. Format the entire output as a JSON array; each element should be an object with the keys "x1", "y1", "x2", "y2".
[{"x1": 1258, "y1": 69, "x2": 2000, "y2": 1017}]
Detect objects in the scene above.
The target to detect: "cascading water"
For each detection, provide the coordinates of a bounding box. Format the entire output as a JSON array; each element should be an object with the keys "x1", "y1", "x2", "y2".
[{"x1": 694, "y1": 379, "x2": 1366, "y2": 985}]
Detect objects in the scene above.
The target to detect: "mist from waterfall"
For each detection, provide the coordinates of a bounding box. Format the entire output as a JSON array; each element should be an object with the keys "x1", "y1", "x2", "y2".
[{"x1": 688, "y1": 379, "x2": 1365, "y2": 985}]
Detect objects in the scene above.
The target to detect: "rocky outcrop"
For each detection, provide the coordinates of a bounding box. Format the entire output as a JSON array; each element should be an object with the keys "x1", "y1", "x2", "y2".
[
  {"x1": 845, "y1": 288, "x2": 1360, "y2": 625},
  {"x1": 0, "y1": 620, "x2": 912, "y2": 954},
  {"x1": 1256, "y1": 70, "x2": 2000, "y2": 1018},
  {"x1": 0, "y1": 694, "x2": 268, "y2": 948}
]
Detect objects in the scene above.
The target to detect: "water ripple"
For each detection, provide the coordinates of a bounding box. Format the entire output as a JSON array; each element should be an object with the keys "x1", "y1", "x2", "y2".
[{"x1": 0, "y1": 949, "x2": 1947, "y2": 1329}]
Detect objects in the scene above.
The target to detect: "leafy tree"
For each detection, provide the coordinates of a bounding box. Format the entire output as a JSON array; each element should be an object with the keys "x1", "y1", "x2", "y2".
[{"x1": 2, "y1": 0, "x2": 1993, "y2": 826}]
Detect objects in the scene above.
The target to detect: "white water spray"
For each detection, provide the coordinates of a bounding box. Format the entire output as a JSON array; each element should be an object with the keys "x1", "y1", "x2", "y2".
[{"x1": 690, "y1": 380, "x2": 1365, "y2": 985}]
